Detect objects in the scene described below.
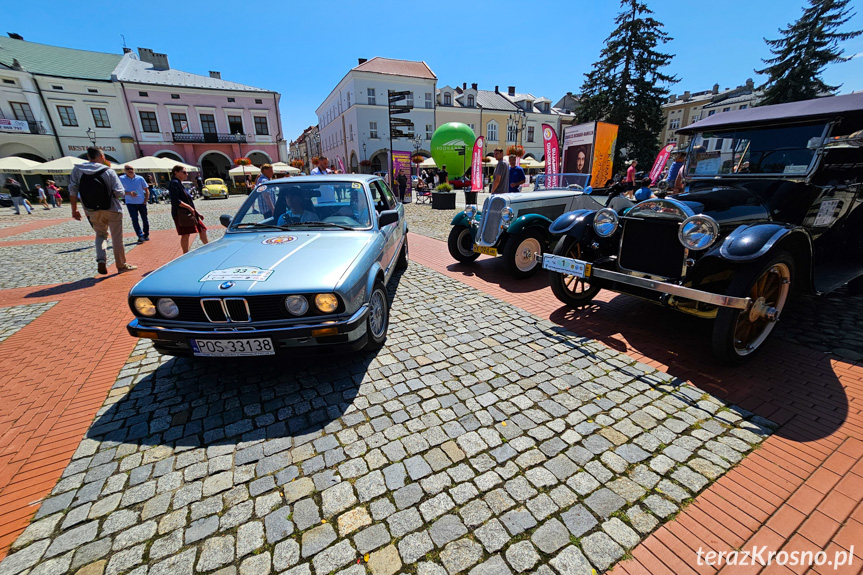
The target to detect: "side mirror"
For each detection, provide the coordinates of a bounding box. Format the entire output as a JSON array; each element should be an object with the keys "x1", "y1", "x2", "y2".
[
  {"x1": 219, "y1": 214, "x2": 232, "y2": 228},
  {"x1": 378, "y1": 209, "x2": 399, "y2": 227}
]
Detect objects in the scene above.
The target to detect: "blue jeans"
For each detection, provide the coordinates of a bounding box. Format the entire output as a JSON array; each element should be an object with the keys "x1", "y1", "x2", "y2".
[{"x1": 126, "y1": 203, "x2": 149, "y2": 238}]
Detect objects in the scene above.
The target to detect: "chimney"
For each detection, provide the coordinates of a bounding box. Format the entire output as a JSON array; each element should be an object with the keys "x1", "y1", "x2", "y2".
[
  {"x1": 471, "y1": 83, "x2": 477, "y2": 90},
  {"x1": 508, "y1": 86, "x2": 516, "y2": 96},
  {"x1": 7, "y1": 33, "x2": 23, "y2": 40},
  {"x1": 138, "y1": 48, "x2": 169, "y2": 70},
  {"x1": 209, "y1": 71, "x2": 221, "y2": 79},
  {"x1": 495, "y1": 85, "x2": 499, "y2": 93},
  {"x1": 712, "y1": 83, "x2": 720, "y2": 94},
  {"x1": 682, "y1": 91, "x2": 691, "y2": 101},
  {"x1": 122, "y1": 47, "x2": 132, "y2": 54},
  {"x1": 463, "y1": 82, "x2": 467, "y2": 89},
  {"x1": 358, "y1": 58, "x2": 367, "y2": 65},
  {"x1": 669, "y1": 94, "x2": 677, "y2": 103},
  {"x1": 745, "y1": 78, "x2": 754, "y2": 89}
]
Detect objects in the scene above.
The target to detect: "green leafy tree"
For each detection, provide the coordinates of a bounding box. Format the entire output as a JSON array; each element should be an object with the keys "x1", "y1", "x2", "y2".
[
  {"x1": 577, "y1": 0, "x2": 677, "y2": 174},
  {"x1": 756, "y1": 0, "x2": 862, "y2": 106}
]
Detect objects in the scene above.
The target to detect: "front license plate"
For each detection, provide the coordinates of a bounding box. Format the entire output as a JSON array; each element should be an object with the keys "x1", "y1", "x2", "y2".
[
  {"x1": 542, "y1": 254, "x2": 592, "y2": 278},
  {"x1": 472, "y1": 244, "x2": 498, "y2": 256},
  {"x1": 190, "y1": 338, "x2": 275, "y2": 356}
]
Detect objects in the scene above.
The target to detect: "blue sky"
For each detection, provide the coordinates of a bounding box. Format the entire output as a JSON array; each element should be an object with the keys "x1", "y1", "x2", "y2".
[{"x1": 3, "y1": 0, "x2": 862, "y2": 140}]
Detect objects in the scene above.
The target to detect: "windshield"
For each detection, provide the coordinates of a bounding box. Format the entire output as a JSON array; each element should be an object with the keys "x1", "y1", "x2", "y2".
[
  {"x1": 205, "y1": 179, "x2": 223, "y2": 185},
  {"x1": 687, "y1": 123, "x2": 827, "y2": 177},
  {"x1": 534, "y1": 173, "x2": 592, "y2": 190},
  {"x1": 231, "y1": 181, "x2": 373, "y2": 230}
]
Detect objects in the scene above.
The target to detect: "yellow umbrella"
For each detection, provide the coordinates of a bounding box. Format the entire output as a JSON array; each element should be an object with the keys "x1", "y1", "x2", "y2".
[{"x1": 0, "y1": 156, "x2": 41, "y2": 174}]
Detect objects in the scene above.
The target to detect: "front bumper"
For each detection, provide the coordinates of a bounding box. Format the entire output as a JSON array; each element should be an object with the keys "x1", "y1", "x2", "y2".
[
  {"x1": 127, "y1": 304, "x2": 369, "y2": 354},
  {"x1": 537, "y1": 254, "x2": 751, "y2": 310}
]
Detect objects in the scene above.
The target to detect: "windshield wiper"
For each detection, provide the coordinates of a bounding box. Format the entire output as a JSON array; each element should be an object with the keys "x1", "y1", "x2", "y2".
[
  {"x1": 233, "y1": 222, "x2": 293, "y2": 230},
  {"x1": 283, "y1": 221, "x2": 354, "y2": 230}
]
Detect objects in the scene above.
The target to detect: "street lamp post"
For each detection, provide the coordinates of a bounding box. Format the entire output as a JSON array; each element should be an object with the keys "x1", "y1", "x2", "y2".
[
  {"x1": 412, "y1": 133, "x2": 423, "y2": 185},
  {"x1": 86, "y1": 127, "x2": 96, "y2": 146},
  {"x1": 362, "y1": 142, "x2": 367, "y2": 173}
]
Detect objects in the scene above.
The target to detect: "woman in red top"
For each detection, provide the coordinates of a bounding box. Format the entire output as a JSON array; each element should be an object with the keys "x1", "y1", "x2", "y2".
[{"x1": 625, "y1": 160, "x2": 638, "y2": 198}]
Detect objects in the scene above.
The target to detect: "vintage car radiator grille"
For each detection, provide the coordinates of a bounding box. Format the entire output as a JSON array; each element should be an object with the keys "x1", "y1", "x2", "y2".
[
  {"x1": 480, "y1": 196, "x2": 506, "y2": 245},
  {"x1": 618, "y1": 218, "x2": 686, "y2": 278}
]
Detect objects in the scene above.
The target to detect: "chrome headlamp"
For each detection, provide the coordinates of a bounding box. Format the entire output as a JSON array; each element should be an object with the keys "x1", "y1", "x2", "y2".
[
  {"x1": 315, "y1": 294, "x2": 339, "y2": 313},
  {"x1": 500, "y1": 207, "x2": 514, "y2": 226},
  {"x1": 156, "y1": 298, "x2": 179, "y2": 318},
  {"x1": 592, "y1": 208, "x2": 619, "y2": 238},
  {"x1": 285, "y1": 295, "x2": 309, "y2": 316},
  {"x1": 679, "y1": 215, "x2": 719, "y2": 250},
  {"x1": 133, "y1": 297, "x2": 156, "y2": 317},
  {"x1": 464, "y1": 205, "x2": 477, "y2": 220}
]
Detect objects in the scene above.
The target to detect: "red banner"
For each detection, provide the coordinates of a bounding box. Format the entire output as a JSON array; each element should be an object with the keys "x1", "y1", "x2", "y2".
[
  {"x1": 470, "y1": 136, "x2": 484, "y2": 192},
  {"x1": 542, "y1": 124, "x2": 560, "y2": 188},
  {"x1": 337, "y1": 155, "x2": 346, "y2": 173},
  {"x1": 649, "y1": 144, "x2": 675, "y2": 185}
]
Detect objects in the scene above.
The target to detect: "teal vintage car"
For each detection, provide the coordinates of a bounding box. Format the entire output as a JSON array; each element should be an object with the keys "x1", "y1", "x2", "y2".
[
  {"x1": 447, "y1": 174, "x2": 598, "y2": 278},
  {"x1": 127, "y1": 175, "x2": 407, "y2": 357}
]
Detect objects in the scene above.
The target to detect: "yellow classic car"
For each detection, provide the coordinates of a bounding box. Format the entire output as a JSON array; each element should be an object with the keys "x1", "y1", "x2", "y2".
[{"x1": 202, "y1": 178, "x2": 229, "y2": 199}]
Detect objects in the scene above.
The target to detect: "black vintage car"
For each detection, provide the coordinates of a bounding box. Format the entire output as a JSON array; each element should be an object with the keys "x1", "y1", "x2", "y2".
[{"x1": 540, "y1": 93, "x2": 863, "y2": 363}]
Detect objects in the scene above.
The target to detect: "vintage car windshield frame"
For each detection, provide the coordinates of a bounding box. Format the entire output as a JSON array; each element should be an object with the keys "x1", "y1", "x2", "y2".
[
  {"x1": 533, "y1": 173, "x2": 593, "y2": 191},
  {"x1": 686, "y1": 121, "x2": 831, "y2": 179},
  {"x1": 228, "y1": 181, "x2": 375, "y2": 232}
]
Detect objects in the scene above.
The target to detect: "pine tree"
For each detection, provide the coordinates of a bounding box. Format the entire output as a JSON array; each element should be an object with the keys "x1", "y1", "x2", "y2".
[
  {"x1": 756, "y1": 0, "x2": 862, "y2": 106},
  {"x1": 577, "y1": 0, "x2": 677, "y2": 173}
]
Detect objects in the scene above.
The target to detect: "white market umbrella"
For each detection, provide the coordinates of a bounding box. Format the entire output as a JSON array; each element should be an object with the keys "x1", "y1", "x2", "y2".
[
  {"x1": 483, "y1": 156, "x2": 498, "y2": 166},
  {"x1": 156, "y1": 157, "x2": 199, "y2": 173},
  {"x1": 520, "y1": 157, "x2": 543, "y2": 169},
  {"x1": 419, "y1": 157, "x2": 436, "y2": 168},
  {"x1": 229, "y1": 164, "x2": 261, "y2": 177},
  {"x1": 0, "y1": 156, "x2": 41, "y2": 174},
  {"x1": 28, "y1": 156, "x2": 86, "y2": 174},
  {"x1": 271, "y1": 162, "x2": 300, "y2": 174},
  {"x1": 123, "y1": 156, "x2": 173, "y2": 173}
]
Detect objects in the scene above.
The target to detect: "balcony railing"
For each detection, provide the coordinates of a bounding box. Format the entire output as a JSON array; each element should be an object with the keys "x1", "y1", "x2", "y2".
[
  {"x1": 28, "y1": 121, "x2": 46, "y2": 134},
  {"x1": 172, "y1": 132, "x2": 247, "y2": 144}
]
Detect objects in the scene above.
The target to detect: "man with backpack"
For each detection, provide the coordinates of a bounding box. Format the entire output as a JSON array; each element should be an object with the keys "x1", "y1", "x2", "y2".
[{"x1": 69, "y1": 147, "x2": 137, "y2": 275}]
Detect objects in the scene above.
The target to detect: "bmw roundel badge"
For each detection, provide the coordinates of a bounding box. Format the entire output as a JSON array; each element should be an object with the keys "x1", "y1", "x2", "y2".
[{"x1": 219, "y1": 281, "x2": 234, "y2": 290}]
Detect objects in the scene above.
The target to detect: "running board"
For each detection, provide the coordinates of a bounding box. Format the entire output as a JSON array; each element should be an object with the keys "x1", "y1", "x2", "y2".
[{"x1": 813, "y1": 260, "x2": 863, "y2": 294}]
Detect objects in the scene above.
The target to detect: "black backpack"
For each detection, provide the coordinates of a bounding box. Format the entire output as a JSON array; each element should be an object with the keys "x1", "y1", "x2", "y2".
[{"x1": 78, "y1": 167, "x2": 112, "y2": 210}]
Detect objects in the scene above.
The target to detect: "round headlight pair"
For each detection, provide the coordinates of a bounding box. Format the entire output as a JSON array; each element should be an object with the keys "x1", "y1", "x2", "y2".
[
  {"x1": 679, "y1": 215, "x2": 720, "y2": 250},
  {"x1": 464, "y1": 205, "x2": 477, "y2": 220},
  {"x1": 133, "y1": 297, "x2": 179, "y2": 318},
  {"x1": 285, "y1": 294, "x2": 339, "y2": 315},
  {"x1": 500, "y1": 207, "x2": 514, "y2": 227},
  {"x1": 593, "y1": 208, "x2": 619, "y2": 238}
]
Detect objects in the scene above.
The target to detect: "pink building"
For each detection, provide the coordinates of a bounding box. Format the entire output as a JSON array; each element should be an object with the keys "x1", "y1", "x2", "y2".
[{"x1": 114, "y1": 48, "x2": 285, "y2": 180}]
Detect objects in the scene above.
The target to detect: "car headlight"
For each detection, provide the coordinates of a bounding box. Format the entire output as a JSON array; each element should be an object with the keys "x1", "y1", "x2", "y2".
[
  {"x1": 285, "y1": 295, "x2": 309, "y2": 316},
  {"x1": 500, "y1": 207, "x2": 514, "y2": 226},
  {"x1": 157, "y1": 298, "x2": 179, "y2": 318},
  {"x1": 134, "y1": 297, "x2": 156, "y2": 317},
  {"x1": 593, "y1": 208, "x2": 619, "y2": 237},
  {"x1": 679, "y1": 215, "x2": 719, "y2": 250},
  {"x1": 464, "y1": 205, "x2": 477, "y2": 220},
  {"x1": 315, "y1": 294, "x2": 339, "y2": 313}
]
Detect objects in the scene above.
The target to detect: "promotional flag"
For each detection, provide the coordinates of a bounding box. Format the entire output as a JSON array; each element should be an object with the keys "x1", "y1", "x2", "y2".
[
  {"x1": 649, "y1": 144, "x2": 676, "y2": 185},
  {"x1": 470, "y1": 136, "x2": 484, "y2": 192},
  {"x1": 337, "y1": 155, "x2": 346, "y2": 173},
  {"x1": 542, "y1": 124, "x2": 560, "y2": 187}
]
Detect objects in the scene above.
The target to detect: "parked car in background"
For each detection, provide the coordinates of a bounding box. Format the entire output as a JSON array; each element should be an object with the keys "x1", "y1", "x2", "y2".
[
  {"x1": 182, "y1": 181, "x2": 198, "y2": 199},
  {"x1": 127, "y1": 175, "x2": 408, "y2": 357},
  {"x1": 541, "y1": 93, "x2": 863, "y2": 363},
  {"x1": 202, "y1": 178, "x2": 229, "y2": 200},
  {"x1": 448, "y1": 174, "x2": 594, "y2": 278},
  {"x1": 0, "y1": 192, "x2": 11, "y2": 208},
  {"x1": 148, "y1": 186, "x2": 169, "y2": 204},
  {"x1": 448, "y1": 176, "x2": 472, "y2": 189}
]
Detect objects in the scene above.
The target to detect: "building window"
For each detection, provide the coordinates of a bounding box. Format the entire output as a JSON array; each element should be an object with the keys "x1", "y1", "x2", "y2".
[
  {"x1": 722, "y1": 107, "x2": 731, "y2": 112},
  {"x1": 739, "y1": 104, "x2": 748, "y2": 110},
  {"x1": 57, "y1": 106, "x2": 78, "y2": 127},
  {"x1": 708, "y1": 110, "x2": 716, "y2": 117},
  {"x1": 227, "y1": 97, "x2": 235, "y2": 102},
  {"x1": 138, "y1": 91, "x2": 148, "y2": 97},
  {"x1": 10, "y1": 102, "x2": 35, "y2": 122},
  {"x1": 170, "y1": 94, "x2": 180, "y2": 99},
  {"x1": 468, "y1": 123, "x2": 475, "y2": 132},
  {"x1": 702, "y1": 139, "x2": 710, "y2": 149},
  {"x1": 527, "y1": 126, "x2": 535, "y2": 142},
  {"x1": 487, "y1": 121, "x2": 498, "y2": 142},
  {"x1": 200, "y1": 114, "x2": 216, "y2": 134},
  {"x1": 255, "y1": 99, "x2": 263, "y2": 104},
  {"x1": 254, "y1": 116, "x2": 269, "y2": 135},
  {"x1": 349, "y1": 124, "x2": 353, "y2": 141},
  {"x1": 425, "y1": 93, "x2": 433, "y2": 109},
  {"x1": 52, "y1": 85, "x2": 63, "y2": 90},
  {"x1": 467, "y1": 95, "x2": 475, "y2": 107},
  {"x1": 367, "y1": 89, "x2": 376, "y2": 105},
  {"x1": 369, "y1": 121, "x2": 378, "y2": 139},
  {"x1": 347, "y1": 92, "x2": 351, "y2": 107},
  {"x1": 406, "y1": 92, "x2": 413, "y2": 107},
  {"x1": 690, "y1": 114, "x2": 700, "y2": 123},
  {"x1": 87, "y1": 88, "x2": 97, "y2": 93},
  {"x1": 714, "y1": 138, "x2": 724, "y2": 151},
  {"x1": 171, "y1": 112, "x2": 189, "y2": 133},
  {"x1": 139, "y1": 110, "x2": 159, "y2": 132},
  {"x1": 443, "y1": 92, "x2": 451, "y2": 105},
  {"x1": 425, "y1": 124, "x2": 433, "y2": 139},
  {"x1": 91, "y1": 108, "x2": 110, "y2": 128},
  {"x1": 669, "y1": 118, "x2": 681, "y2": 130},
  {"x1": 228, "y1": 115, "x2": 243, "y2": 134}
]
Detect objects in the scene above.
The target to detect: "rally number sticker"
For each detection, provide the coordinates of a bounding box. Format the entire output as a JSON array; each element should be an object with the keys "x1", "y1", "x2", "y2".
[{"x1": 200, "y1": 267, "x2": 273, "y2": 282}]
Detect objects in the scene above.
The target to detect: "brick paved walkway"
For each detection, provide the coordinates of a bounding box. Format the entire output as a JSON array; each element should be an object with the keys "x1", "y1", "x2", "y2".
[{"x1": 409, "y1": 233, "x2": 863, "y2": 574}]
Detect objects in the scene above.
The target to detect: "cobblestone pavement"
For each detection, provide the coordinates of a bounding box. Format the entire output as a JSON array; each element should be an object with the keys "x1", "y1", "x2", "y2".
[
  {"x1": 0, "y1": 263, "x2": 772, "y2": 575},
  {"x1": 0, "y1": 302, "x2": 57, "y2": 344},
  {"x1": 0, "y1": 241, "x2": 139, "y2": 290}
]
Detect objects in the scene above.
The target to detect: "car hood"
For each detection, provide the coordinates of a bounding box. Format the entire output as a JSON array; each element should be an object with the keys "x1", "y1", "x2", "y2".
[
  {"x1": 674, "y1": 183, "x2": 771, "y2": 228},
  {"x1": 131, "y1": 231, "x2": 374, "y2": 297}
]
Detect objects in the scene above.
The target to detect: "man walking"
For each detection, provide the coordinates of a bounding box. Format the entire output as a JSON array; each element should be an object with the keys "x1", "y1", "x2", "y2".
[
  {"x1": 255, "y1": 163, "x2": 274, "y2": 187},
  {"x1": 490, "y1": 148, "x2": 509, "y2": 194},
  {"x1": 508, "y1": 155, "x2": 525, "y2": 192},
  {"x1": 70, "y1": 147, "x2": 136, "y2": 275},
  {"x1": 5, "y1": 177, "x2": 31, "y2": 215},
  {"x1": 120, "y1": 165, "x2": 150, "y2": 243},
  {"x1": 311, "y1": 158, "x2": 331, "y2": 175}
]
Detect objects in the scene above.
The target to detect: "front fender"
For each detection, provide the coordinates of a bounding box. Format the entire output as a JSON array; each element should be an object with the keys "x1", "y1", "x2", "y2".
[
  {"x1": 508, "y1": 213, "x2": 553, "y2": 238},
  {"x1": 716, "y1": 223, "x2": 810, "y2": 261},
  {"x1": 548, "y1": 209, "x2": 597, "y2": 240},
  {"x1": 451, "y1": 211, "x2": 474, "y2": 227}
]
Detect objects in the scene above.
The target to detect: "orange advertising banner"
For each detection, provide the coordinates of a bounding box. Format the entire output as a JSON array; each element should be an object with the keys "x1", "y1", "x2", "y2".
[{"x1": 591, "y1": 122, "x2": 618, "y2": 187}]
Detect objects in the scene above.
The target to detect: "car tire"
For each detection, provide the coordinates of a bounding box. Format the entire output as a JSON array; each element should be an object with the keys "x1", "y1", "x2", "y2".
[
  {"x1": 396, "y1": 235, "x2": 409, "y2": 270},
  {"x1": 712, "y1": 251, "x2": 794, "y2": 365},
  {"x1": 504, "y1": 229, "x2": 544, "y2": 279},
  {"x1": 448, "y1": 225, "x2": 480, "y2": 263},
  {"x1": 363, "y1": 280, "x2": 389, "y2": 350},
  {"x1": 549, "y1": 236, "x2": 601, "y2": 307}
]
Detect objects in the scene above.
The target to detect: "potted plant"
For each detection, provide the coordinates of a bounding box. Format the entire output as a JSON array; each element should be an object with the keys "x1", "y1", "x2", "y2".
[
  {"x1": 432, "y1": 183, "x2": 456, "y2": 210},
  {"x1": 506, "y1": 145, "x2": 525, "y2": 158}
]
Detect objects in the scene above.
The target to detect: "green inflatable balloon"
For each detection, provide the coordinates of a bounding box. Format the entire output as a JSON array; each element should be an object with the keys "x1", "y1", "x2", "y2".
[{"x1": 431, "y1": 123, "x2": 476, "y2": 177}]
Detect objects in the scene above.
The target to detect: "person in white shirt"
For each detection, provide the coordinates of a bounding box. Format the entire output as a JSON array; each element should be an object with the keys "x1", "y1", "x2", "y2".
[{"x1": 311, "y1": 157, "x2": 331, "y2": 175}]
